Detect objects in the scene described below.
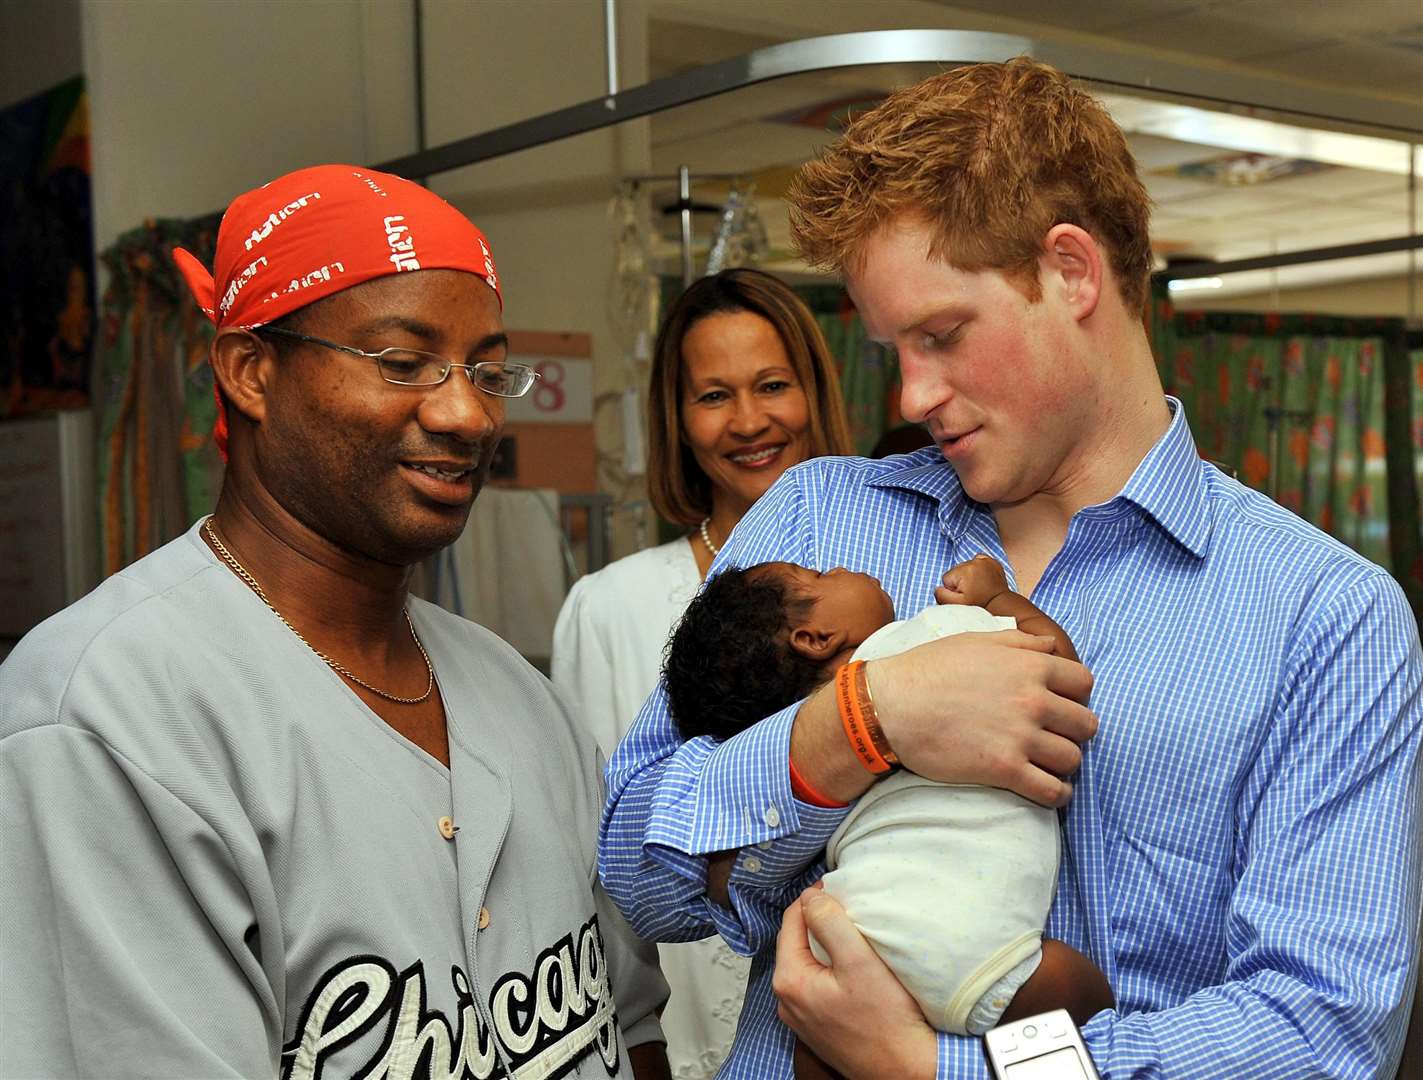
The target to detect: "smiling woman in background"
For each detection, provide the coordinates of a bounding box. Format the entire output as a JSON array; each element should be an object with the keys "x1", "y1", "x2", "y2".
[{"x1": 552, "y1": 268, "x2": 854, "y2": 1079}]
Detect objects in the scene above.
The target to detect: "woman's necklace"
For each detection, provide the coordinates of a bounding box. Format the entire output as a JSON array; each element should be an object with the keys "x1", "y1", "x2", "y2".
[
  {"x1": 698, "y1": 517, "x2": 720, "y2": 558},
  {"x1": 203, "y1": 517, "x2": 434, "y2": 705}
]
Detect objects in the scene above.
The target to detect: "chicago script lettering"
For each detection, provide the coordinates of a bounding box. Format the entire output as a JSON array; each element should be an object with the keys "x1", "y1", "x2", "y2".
[{"x1": 279, "y1": 918, "x2": 619, "y2": 1080}]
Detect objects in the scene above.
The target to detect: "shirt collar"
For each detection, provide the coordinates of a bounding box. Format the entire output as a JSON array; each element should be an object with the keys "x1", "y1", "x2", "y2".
[
  {"x1": 866, "y1": 446, "x2": 978, "y2": 539},
  {"x1": 1113, "y1": 396, "x2": 1211, "y2": 558},
  {"x1": 867, "y1": 397, "x2": 1212, "y2": 558}
]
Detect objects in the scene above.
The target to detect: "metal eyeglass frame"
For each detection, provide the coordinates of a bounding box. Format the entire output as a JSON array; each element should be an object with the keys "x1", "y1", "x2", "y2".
[{"x1": 254, "y1": 325, "x2": 541, "y2": 398}]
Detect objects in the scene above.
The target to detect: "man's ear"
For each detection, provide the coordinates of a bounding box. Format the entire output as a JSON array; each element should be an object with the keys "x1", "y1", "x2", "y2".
[
  {"x1": 1041, "y1": 223, "x2": 1102, "y2": 323},
  {"x1": 210, "y1": 328, "x2": 277, "y2": 426},
  {"x1": 789, "y1": 624, "x2": 850, "y2": 663}
]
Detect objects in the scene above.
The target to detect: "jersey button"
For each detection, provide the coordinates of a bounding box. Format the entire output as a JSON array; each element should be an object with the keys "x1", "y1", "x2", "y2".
[
  {"x1": 764, "y1": 805, "x2": 781, "y2": 828},
  {"x1": 743, "y1": 855, "x2": 763, "y2": 874},
  {"x1": 478, "y1": 907, "x2": 491, "y2": 930},
  {"x1": 438, "y1": 815, "x2": 458, "y2": 840}
]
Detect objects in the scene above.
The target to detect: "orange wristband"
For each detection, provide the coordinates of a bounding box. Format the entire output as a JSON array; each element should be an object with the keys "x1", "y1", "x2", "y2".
[
  {"x1": 856, "y1": 661, "x2": 898, "y2": 767},
  {"x1": 789, "y1": 754, "x2": 847, "y2": 808},
  {"x1": 837, "y1": 660, "x2": 895, "y2": 775}
]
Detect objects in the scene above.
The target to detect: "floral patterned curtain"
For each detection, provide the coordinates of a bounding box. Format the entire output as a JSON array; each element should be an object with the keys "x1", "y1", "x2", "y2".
[
  {"x1": 797, "y1": 284, "x2": 896, "y2": 456},
  {"x1": 1151, "y1": 284, "x2": 1422, "y2": 620},
  {"x1": 95, "y1": 215, "x2": 222, "y2": 576}
]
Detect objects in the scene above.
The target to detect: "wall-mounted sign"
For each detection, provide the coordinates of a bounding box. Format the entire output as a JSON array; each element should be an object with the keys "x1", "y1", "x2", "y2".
[
  {"x1": 496, "y1": 331, "x2": 596, "y2": 494},
  {"x1": 502, "y1": 353, "x2": 593, "y2": 425}
]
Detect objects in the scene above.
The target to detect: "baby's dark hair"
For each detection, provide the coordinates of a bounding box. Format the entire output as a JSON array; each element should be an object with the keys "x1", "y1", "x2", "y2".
[{"x1": 663, "y1": 565, "x2": 827, "y2": 742}]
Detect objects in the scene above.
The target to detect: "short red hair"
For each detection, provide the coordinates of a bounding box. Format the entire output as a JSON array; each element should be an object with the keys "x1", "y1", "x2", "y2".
[{"x1": 787, "y1": 58, "x2": 1153, "y2": 313}]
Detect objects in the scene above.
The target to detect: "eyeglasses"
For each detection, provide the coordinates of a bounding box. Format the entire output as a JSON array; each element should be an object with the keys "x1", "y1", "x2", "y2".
[{"x1": 255, "y1": 325, "x2": 540, "y2": 398}]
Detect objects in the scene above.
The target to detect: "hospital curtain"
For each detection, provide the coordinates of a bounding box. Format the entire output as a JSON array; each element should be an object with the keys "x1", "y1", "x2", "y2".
[
  {"x1": 798, "y1": 284, "x2": 896, "y2": 456},
  {"x1": 1151, "y1": 285, "x2": 1423, "y2": 618},
  {"x1": 95, "y1": 215, "x2": 222, "y2": 576}
]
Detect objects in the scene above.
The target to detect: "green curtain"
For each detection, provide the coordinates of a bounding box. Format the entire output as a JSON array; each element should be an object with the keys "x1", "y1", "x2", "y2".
[
  {"x1": 796, "y1": 284, "x2": 895, "y2": 455},
  {"x1": 1405, "y1": 345, "x2": 1423, "y2": 601},
  {"x1": 1152, "y1": 284, "x2": 1422, "y2": 620},
  {"x1": 95, "y1": 215, "x2": 221, "y2": 576}
]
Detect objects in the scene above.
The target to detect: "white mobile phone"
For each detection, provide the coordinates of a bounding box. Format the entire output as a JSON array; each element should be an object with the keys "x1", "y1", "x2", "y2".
[{"x1": 984, "y1": 1009, "x2": 1101, "y2": 1080}]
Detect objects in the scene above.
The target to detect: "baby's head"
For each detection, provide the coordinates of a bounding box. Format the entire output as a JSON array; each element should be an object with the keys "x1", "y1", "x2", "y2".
[{"x1": 663, "y1": 561, "x2": 894, "y2": 742}]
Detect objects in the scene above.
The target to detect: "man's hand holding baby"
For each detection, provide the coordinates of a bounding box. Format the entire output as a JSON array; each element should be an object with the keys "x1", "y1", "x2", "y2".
[{"x1": 868, "y1": 633, "x2": 1093, "y2": 807}]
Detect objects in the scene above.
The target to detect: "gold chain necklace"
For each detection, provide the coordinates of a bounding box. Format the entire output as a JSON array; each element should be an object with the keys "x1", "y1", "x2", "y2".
[{"x1": 203, "y1": 517, "x2": 434, "y2": 705}]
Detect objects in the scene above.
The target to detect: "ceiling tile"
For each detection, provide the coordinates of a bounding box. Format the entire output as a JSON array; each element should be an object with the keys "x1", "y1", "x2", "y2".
[
  {"x1": 648, "y1": 19, "x2": 783, "y2": 79},
  {"x1": 1241, "y1": 39, "x2": 1423, "y2": 96},
  {"x1": 1151, "y1": 217, "x2": 1278, "y2": 251},
  {"x1": 1248, "y1": 199, "x2": 1397, "y2": 230},
  {"x1": 1227, "y1": 0, "x2": 1423, "y2": 39},
  {"x1": 1276, "y1": 217, "x2": 1420, "y2": 250},
  {"x1": 1144, "y1": 174, "x2": 1226, "y2": 203},
  {"x1": 1094, "y1": 6, "x2": 1334, "y2": 61},
  {"x1": 1126, "y1": 132, "x2": 1225, "y2": 170},
  {"x1": 1357, "y1": 188, "x2": 1423, "y2": 223},
  {"x1": 1153, "y1": 188, "x2": 1318, "y2": 219},
  {"x1": 927, "y1": 0, "x2": 1201, "y2": 34},
  {"x1": 1262, "y1": 167, "x2": 1410, "y2": 200},
  {"x1": 1149, "y1": 214, "x2": 1204, "y2": 240}
]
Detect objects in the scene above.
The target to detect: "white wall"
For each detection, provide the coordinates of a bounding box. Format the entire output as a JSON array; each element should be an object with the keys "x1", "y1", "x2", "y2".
[
  {"x1": 82, "y1": 0, "x2": 418, "y2": 257},
  {"x1": 0, "y1": 0, "x2": 82, "y2": 107},
  {"x1": 420, "y1": 0, "x2": 656, "y2": 557}
]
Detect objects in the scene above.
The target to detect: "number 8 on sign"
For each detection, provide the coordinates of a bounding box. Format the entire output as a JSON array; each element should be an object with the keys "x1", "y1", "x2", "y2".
[{"x1": 533, "y1": 360, "x2": 565, "y2": 412}]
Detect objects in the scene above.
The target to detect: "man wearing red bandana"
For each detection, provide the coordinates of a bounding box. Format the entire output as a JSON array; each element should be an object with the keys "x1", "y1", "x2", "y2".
[{"x1": 0, "y1": 165, "x2": 670, "y2": 1080}]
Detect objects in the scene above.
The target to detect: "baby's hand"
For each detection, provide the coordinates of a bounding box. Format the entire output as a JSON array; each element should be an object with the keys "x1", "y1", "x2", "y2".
[{"x1": 935, "y1": 554, "x2": 1010, "y2": 608}]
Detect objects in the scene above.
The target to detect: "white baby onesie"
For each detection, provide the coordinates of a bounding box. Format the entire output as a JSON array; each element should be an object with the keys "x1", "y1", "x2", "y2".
[{"x1": 811, "y1": 604, "x2": 1060, "y2": 1035}]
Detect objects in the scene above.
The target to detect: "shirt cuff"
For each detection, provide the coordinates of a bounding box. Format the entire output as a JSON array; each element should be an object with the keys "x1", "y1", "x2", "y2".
[
  {"x1": 938, "y1": 1029, "x2": 990, "y2": 1079},
  {"x1": 700, "y1": 702, "x2": 850, "y2": 886}
]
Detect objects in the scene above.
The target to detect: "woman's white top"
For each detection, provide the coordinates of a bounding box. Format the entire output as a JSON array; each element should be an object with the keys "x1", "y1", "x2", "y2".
[{"x1": 552, "y1": 538, "x2": 752, "y2": 1080}]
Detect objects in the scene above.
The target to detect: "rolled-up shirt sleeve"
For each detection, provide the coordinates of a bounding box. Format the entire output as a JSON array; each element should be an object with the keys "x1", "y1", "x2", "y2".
[
  {"x1": 599, "y1": 466, "x2": 852, "y2": 956},
  {"x1": 602, "y1": 689, "x2": 848, "y2": 954}
]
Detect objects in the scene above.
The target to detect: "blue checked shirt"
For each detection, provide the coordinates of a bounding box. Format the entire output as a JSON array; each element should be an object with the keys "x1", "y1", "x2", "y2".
[{"x1": 600, "y1": 399, "x2": 1423, "y2": 1079}]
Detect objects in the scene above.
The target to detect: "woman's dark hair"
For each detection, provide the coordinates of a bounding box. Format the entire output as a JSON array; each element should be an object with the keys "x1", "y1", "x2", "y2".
[{"x1": 662, "y1": 565, "x2": 826, "y2": 742}]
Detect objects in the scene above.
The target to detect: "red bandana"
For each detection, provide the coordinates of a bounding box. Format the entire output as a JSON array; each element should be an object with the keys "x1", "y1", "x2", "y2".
[{"x1": 172, "y1": 164, "x2": 501, "y2": 457}]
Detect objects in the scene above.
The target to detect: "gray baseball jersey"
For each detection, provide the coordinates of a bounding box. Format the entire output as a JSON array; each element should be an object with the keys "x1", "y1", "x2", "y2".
[{"x1": 0, "y1": 522, "x2": 666, "y2": 1079}]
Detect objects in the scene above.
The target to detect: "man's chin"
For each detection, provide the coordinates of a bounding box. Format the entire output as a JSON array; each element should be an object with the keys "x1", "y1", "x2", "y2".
[
  {"x1": 414, "y1": 512, "x2": 476, "y2": 558},
  {"x1": 954, "y1": 469, "x2": 1013, "y2": 508},
  {"x1": 374, "y1": 504, "x2": 478, "y2": 567}
]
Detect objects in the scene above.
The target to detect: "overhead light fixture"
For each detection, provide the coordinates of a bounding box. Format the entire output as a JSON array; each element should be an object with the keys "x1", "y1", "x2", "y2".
[
  {"x1": 1167, "y1": 276, "x2": 1224, "y2": 293},
  {"x1": 1099, "y1": 92, "x2": 1421, "y2": 176}
]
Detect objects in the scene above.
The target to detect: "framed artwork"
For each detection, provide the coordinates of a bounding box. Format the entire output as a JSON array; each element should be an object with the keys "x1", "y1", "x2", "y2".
[{"x1": 0, "y1": 75, "x2": 94, "y2": 419}]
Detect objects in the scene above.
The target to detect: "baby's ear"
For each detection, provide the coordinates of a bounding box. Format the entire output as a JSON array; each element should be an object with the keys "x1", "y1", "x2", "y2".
[{"x1": 789, "y1": 625, "x2": 848, "y2": 662}]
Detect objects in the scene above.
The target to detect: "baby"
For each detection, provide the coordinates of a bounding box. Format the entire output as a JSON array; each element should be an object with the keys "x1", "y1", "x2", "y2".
[{"x1": 663, "y1": 555, "x2": 1112, "y2": 1060}]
